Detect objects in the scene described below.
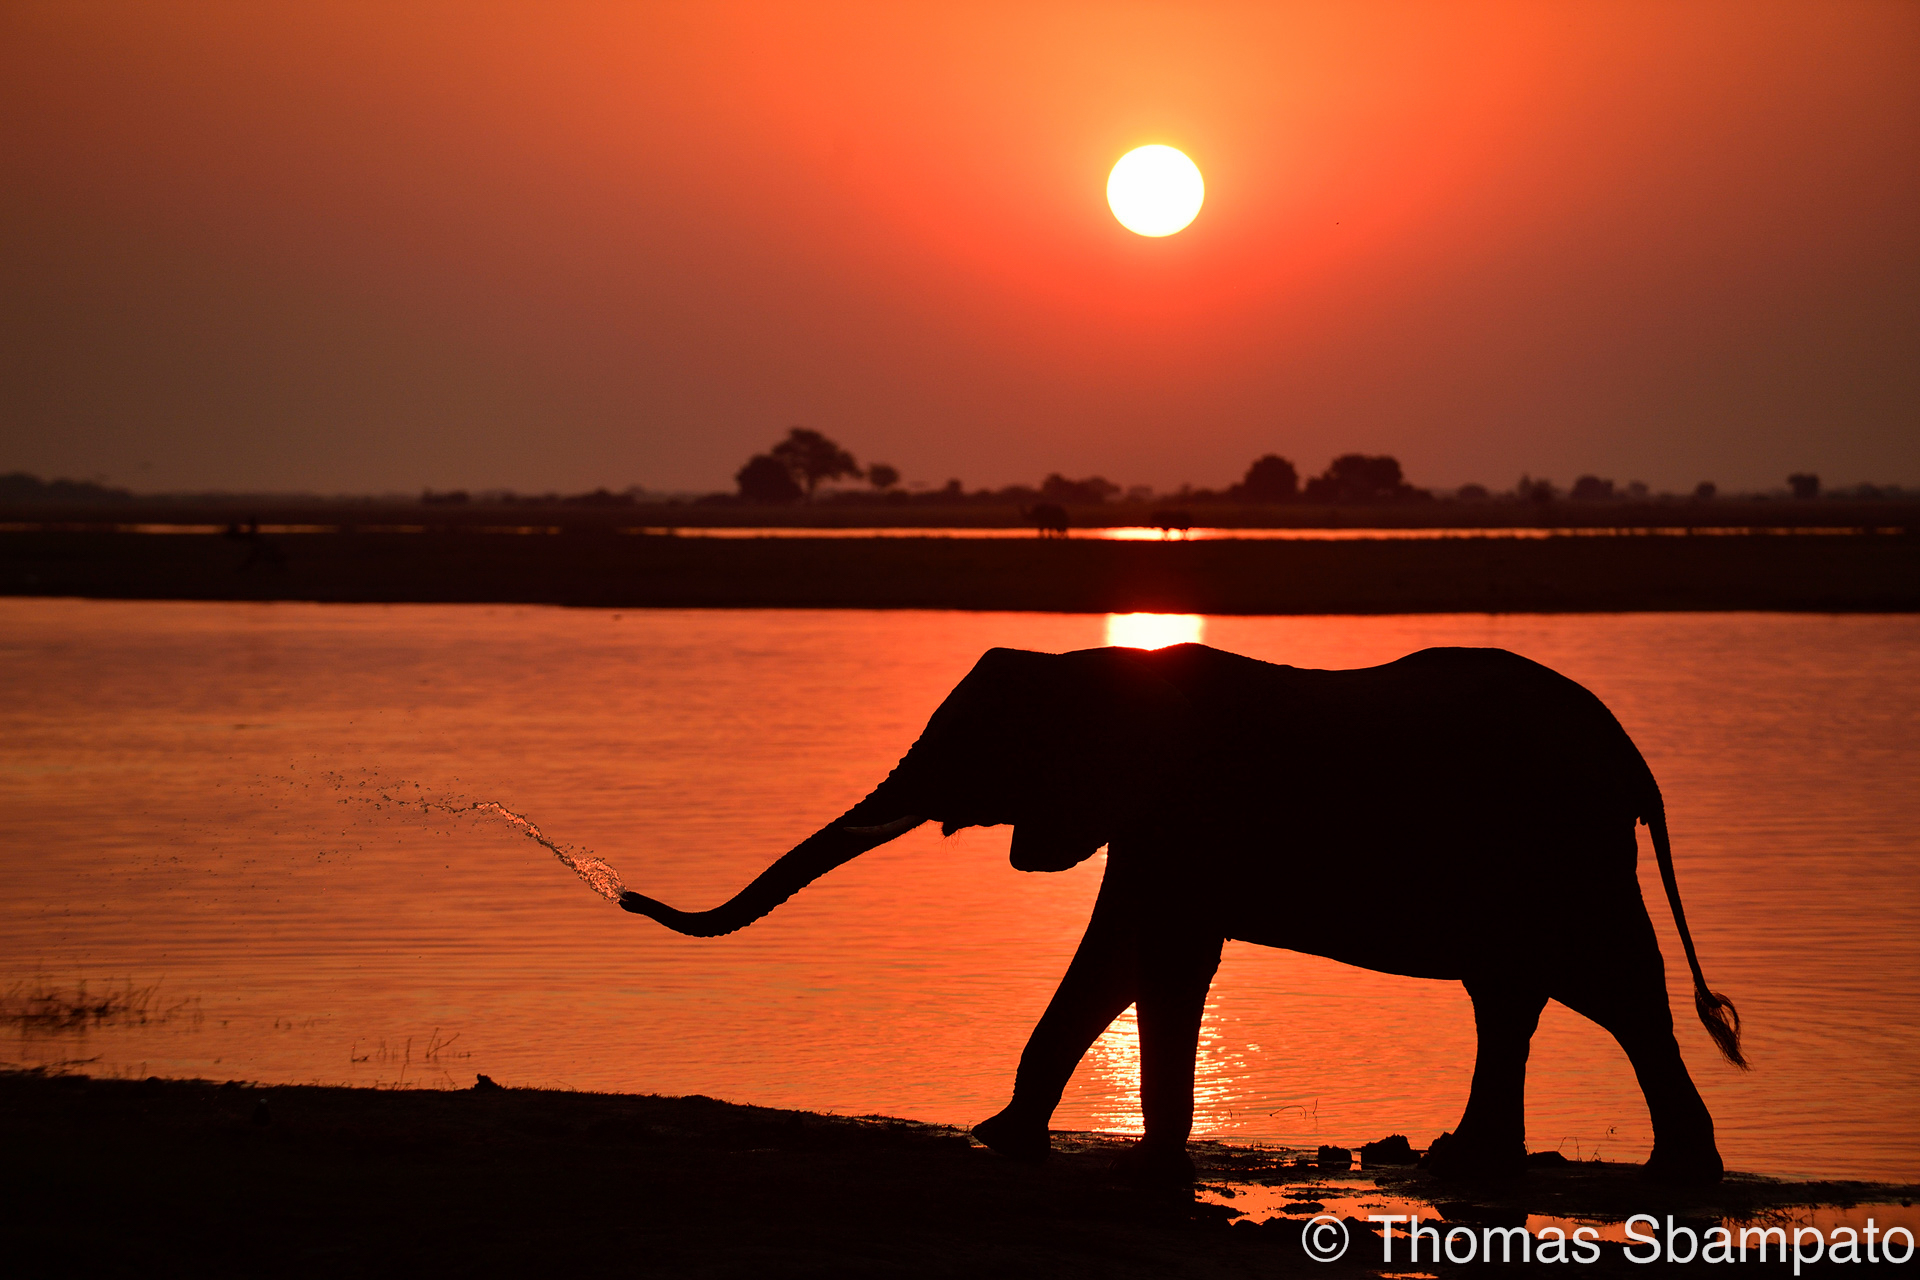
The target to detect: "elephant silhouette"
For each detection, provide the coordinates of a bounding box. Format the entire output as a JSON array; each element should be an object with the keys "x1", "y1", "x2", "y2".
[{"x1": 621, "y1": 643, "x2": 1745, "y2": 1184}]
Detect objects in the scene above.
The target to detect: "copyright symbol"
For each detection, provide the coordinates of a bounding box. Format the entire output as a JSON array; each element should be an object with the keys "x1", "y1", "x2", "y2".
[{"x1": 1300, "y1": 1214, "x2": 1349, "y2": 1262}]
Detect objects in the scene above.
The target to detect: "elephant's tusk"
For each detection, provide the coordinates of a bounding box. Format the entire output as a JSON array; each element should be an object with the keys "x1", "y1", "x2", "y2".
[{"x1": 841, "y1": 815, "x2": 923, "y2": 837}]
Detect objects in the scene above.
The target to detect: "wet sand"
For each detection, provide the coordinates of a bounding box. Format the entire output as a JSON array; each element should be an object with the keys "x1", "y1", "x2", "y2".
[
  {"x1": 5, "y1": 527, "x2": 1917, "y2": 612},
  {"x1": 5, "y1": 1071, "x2": 1910, "y2": 1276}
]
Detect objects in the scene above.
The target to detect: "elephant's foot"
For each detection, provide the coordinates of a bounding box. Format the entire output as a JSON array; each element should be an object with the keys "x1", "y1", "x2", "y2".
[
  {"x1": 1642, "y1": 1144, "x2": 1724, "y2": 1186},
  {"x1": 1419, "y1": 1130, "x2": 1526, "y2": 1183},
  {"x1": 972, "y1": 1109, "x2": 1051, "y2": 1163},
  {"x1": 1110, "y1": 1139, "x2": 1196, "y2": 1186}
]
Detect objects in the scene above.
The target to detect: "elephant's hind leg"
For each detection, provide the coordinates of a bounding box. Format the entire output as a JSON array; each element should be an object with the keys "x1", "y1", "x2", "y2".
[
  {"x1": 1553, "y1": 956, "x2": 1724, "y2": 1185},
  {"x1": 1425, "y1": 981, "x2": 1546, "y2": 1182}
]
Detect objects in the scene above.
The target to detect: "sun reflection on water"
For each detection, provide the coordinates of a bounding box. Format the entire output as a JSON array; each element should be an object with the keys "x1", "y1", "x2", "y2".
[
  {"x1": 1104, "y1": 613, "x2": 1205, "y2": 649},
  {"x1": 1075, "y1": 1005, "x2": 1144, "y2": 1134},
  {"x1": 1069, "y1": 995, "x2": 1269, "y2": 1140}
]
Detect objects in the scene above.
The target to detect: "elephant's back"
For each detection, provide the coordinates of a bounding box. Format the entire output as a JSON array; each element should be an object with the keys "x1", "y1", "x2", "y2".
[
  {"x1": 1137, "y1": 642, "x2": 1660, "y2": 829},
  {"x1": 1157, "y1": 643, "x2": 1640, "y2": 761},
  {"x1": 1191, "y1": 646, "x2": 1653, "y2": 859},
  {"x1": 1138, "y1": 645, "x2": 1658, "y2": 971}
]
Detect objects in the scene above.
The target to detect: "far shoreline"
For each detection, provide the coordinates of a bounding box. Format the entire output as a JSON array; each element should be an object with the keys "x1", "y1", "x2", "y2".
[{"x1": 5, "y1": 522, "x2": 1916, "y2": 613}]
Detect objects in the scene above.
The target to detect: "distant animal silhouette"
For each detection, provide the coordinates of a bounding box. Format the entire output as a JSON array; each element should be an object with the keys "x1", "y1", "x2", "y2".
[
  {"x1": 621, "y1": 644, "x2": 1743, "y2": 1184},
  {"x1": 1027, "y1": 503, "x2": 1069, "y2": 538},
  {"x1": 1149, "y1": 509, "x2": 1192, "y2": 538},
  {"x1": 224, "y1": 516, "x2": 286, "y2": 570}
]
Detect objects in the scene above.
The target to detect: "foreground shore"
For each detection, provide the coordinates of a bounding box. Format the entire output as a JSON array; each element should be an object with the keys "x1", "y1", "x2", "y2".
[
  {"x1": 5, "y1": 1071, "x2": 1911, "y2": 1276},
  {"x1": 5, "y1": 527, "x2": 1917, "y2": 612}
]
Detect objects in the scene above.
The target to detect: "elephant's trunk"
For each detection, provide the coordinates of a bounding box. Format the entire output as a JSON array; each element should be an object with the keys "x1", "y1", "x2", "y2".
[{"x1": 619, "y1": 792, "x2": 924, "y2": 937}]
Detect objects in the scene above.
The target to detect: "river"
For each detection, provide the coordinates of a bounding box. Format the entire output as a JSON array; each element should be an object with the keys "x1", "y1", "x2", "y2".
[{"x1": 1, "y1": 600, "x2": 1913, "y2": 1181}]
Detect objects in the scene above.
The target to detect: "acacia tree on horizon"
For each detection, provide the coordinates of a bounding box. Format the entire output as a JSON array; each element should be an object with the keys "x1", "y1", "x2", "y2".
[
  {"x1": 770, "y1": 427, "x2": 861, "y2": 499},
  {"x1": 735, "y1": 453, "x2": 803, "y2": 504}
]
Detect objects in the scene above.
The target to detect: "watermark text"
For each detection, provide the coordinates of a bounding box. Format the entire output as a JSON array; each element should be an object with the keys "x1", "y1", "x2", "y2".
[{"x1": 1292, "y1": 1213, "x2": 1915, "y2": 1270}]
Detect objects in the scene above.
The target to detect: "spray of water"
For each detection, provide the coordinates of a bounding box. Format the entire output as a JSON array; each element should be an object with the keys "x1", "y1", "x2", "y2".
[
  {"x1": 462, "y1": 800, "x2": 626, "y2": 902},
  {"x1": 304, "y1": 769, "x2": 628, "y2": 904}
]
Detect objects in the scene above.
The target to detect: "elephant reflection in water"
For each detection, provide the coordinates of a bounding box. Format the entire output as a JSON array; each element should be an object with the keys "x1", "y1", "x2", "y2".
[{"x1": 621, "y1": 644, "x2": 1746, "y2": 1184}]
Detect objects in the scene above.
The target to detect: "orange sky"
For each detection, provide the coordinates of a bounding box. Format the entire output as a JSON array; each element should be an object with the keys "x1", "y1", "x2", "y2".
[{"x1": 2, "y1": 1, "x2": 1915, "y2": 495}]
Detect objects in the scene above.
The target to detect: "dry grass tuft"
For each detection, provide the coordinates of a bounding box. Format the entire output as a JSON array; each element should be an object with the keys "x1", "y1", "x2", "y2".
[{"x1": 0, "y1": 979, "x2": 198, "y2": 1034}]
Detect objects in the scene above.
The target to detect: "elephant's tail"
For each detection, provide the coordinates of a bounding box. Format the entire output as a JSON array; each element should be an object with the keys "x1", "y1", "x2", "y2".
[
  {"x1": 618, "y1": 804, "x2": 923, "y2": 938},
  {"x1": 1648, "y1": 805, "x2": 1749, "y2": 1069}
]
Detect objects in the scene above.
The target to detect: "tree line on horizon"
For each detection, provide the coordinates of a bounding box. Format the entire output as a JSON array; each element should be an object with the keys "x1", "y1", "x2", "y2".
[
  {"x1": 0, "y1": 452, "x2": 1893, "y2": 509},
  {"x1": 729, "y1": 430, "x2": 1434, "y2": 507},
  {"x1": 721, "y1": 429, "x2": 1860, "y2": 509}
]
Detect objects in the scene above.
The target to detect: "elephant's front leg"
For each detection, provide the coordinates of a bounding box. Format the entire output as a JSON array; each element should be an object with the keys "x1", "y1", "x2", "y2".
[
  {"x1": 1425, "y1": 980, "x2": 1547, "y2": 1181},
  {"x1": 973, "y1": 871, "x2": 1141, "y2": 1161}
]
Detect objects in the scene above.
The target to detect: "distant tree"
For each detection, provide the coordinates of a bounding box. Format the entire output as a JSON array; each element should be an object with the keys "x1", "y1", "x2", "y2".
[
  {"x1": 563, "y1": 488, "x2": 636, "y2": 506},
  {"x1": 1788, "y1": 473, "x2": 1820, "y2": 500},
  {"x1": 1234, "y1": 454, "x2": 1299, "y2": 503},
  {"x1": 1569, "y1": 475, "x2": 1615, "y2": 501},
  {"x1": 736, "y1": 454, "x2": 803, "y2": 504},
  {"x1": 913, "y1": 478, "x2": 964, "y2": 503},
  {"x1": 0, "y1": 471, "x2": 132, "y2": 503},
  {"x1": 1455, "y1": 483, "x2": 1491, "y2": 501},
  {"x1": 1039, "y1": 474, "x2": 1119, "y2": 504},
  {"x1": 1516, "y1": 475, "x2": 1555, "y2": 504},
  {"x1": 867, "y1": 462, "x2": 901, "y2": 492},
  {"x1": 1692, "y1": 481, "x2": 1717, "y2": 503},
  {"x1": 770, "y1": 427, "x2": 861, "y2": 498},
  {"x1": 1303, "y1": 454, "x2": 1424, "y2": 504}
]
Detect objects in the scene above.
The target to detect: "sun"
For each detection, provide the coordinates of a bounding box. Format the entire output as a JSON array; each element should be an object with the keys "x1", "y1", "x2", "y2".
[
  {"x1": 1106, "y1": 145, "x2": 1204, "y2": 237},
  {"x1": 1104, "y1": 613, "x2": 1205, "y2": 649}
]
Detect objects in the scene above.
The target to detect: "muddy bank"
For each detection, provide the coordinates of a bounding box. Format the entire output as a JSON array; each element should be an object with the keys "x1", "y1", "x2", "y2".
[
  {"x1": 5, "y1": 528, "x2": 1917, "y2": 612},
  {"x1": 4, "y1": 1072, "x2": 1910, "y2": 1276}
]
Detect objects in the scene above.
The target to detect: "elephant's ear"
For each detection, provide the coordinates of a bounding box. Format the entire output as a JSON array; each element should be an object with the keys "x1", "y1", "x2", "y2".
[
  {"x1": 898, "y1": 645, "x2": 1199, "y2": 862},
  {"x1": 1054, "y1": 641, "x2": 1202, "y2": 780},
  {"x1": 1007, "y1": 645, "x2": 1200, "y2": 870}
]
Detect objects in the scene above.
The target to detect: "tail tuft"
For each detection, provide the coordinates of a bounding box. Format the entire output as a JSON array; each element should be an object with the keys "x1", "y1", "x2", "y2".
[
  {"x1": 1649, "y1": 803, "x2": 1748, "y2": 1071},
  {"x1": 1695, "y1": 986, "x2": 1749, "y2": 1070}
]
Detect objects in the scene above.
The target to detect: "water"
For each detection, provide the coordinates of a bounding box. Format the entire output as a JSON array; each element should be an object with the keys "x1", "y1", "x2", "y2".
[{"x1": 1, "y1": 600, "x2": 1914, "y2": 1182}]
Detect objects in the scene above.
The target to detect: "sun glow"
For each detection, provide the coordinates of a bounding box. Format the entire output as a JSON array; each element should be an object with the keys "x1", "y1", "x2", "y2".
[
  {"x1": 1105, "y1": 613, "x2": 1205, "y2": 649},
  {"x1": 1106, "y1": 145, "x2": 1205, "y2": 237}
]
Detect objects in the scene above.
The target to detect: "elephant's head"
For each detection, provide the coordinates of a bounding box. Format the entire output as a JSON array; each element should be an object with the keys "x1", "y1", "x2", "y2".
[{"x1": 619, "y1": 644, "x2": 1198, "y2": 936}]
